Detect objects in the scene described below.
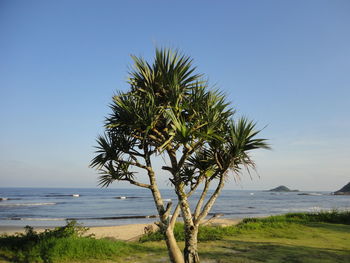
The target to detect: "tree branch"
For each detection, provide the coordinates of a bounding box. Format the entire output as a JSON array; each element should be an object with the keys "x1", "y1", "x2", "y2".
[
  {"x1": 163, "y1": 201, "x2": 173, "y2": 221},
  {"x1": 149, "y1": 134, "x2": 163, "y2": 143},
  {"x1": 162, "y1": 166, "x2": 173, "y2": 172},
  {"x1": 176, "y1": 182, "x2": 195, "y2": 229},
  {"x1": 196, "y1": 172, "x2": 226, "y2": 224},
  {"x1": 170, "y1": 202, "x2": 181, "y2": 229},
  {"x1": 123, "y1": 178, "x2": 151, "y2": 189},
  {"x1": 119, "y1": 158, "x2": 153, "y2": 173},
  {"x1": 193, "y1": 178, "x2": 210, "y2": 220},
  {"x1": 214, "y1": 152, "x2": 223, "y2": 170},
  {"x1": 169, "y1": 178, "x2": 202, "y2": 229},
  {"x1": 152, "y1": 128, "x2": 166, "y2": 141},
  {"x1": 167, "y1": 148, "x2": 178, "y2": 177},
  {"x1": 177, "y1": 139, "x2": 204, "y2": 169},
  {"x1": 187, "y1": 175, "x2": 204, "y2": 196},
  {"x1": 127, "y1": 149, "x2": 144, "y2": 157},
  {"x1": 143, "y1": 145, "x2": 167, "y2": 226}
]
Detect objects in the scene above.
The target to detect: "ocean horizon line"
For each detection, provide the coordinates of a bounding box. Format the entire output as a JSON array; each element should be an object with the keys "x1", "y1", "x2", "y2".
[{"x1": 0, "y1": 186, "x2": 335, "y2": 192}]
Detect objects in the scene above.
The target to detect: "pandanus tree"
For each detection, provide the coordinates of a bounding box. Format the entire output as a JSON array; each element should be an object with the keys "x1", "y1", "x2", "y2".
[{"x1": 91, "y1": 48, "x2": 269, "y2": 263}]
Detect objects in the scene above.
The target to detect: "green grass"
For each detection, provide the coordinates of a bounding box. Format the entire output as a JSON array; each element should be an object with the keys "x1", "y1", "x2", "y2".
[
  {"x1": 1, "y1": 211, "x2": 350, "y2": 263},
  {"x1": 198, "y1": 221, "x2": 350, "y2": 263},
  {"x1": 140, "y1": 210, "x2": 350, "y2": 243},
  {"x1": 196, "y1": 210, "x2": 350, "y2": 263}
]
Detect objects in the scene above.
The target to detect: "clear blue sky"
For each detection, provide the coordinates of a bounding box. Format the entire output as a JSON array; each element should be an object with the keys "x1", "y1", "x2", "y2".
[{"x1": 1, "y1": 0, "x2": 349, "y2": 190}]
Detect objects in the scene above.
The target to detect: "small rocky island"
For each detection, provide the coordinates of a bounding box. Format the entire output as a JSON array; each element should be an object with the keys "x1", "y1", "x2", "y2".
[
  {"x1": 334, "y1": 182, "x2": 350, "y2": 195},
  {"x1": 268, "y1": 185, "x2": 299, "y2": 192}
]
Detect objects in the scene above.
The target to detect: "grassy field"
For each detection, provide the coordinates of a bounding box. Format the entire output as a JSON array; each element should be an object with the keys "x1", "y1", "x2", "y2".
[{"x1": 1, "y1": 211, "x2": 349, "y2": 263}]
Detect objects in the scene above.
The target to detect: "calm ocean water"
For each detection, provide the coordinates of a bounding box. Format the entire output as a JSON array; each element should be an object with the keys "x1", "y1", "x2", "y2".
[{"x1": 0, "y1": 188, "x2": 349, "y2": 227}]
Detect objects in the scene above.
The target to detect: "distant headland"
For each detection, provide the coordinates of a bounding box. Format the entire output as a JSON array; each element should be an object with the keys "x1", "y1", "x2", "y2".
[
  {"x1": 334, "y1": 182, "x2": 350, "y2": 195},
  {"x1": 268, "y1": 185, "x2": 299, "y2": 192}
]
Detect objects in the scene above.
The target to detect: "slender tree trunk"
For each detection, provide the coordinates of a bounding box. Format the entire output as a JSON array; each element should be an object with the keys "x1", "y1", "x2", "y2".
[
  {"x1": 147, "y1": 168, "x2": 184, "y2": 263},
  {"x1": 184, "y1": 225, "x2": 199, "y2": 263},
  {"x1": 151, "y1": 190, "x2": 184, "y2": 263},
  {"x1": 150, "y1": 187, "x2": 184, "y2": 263},
  {"x1": 176, "y1": 183, "x2": 200, "y2": 263},
  {"x1": 165, "y1": 227, "x2": 185, "y2": 263}
]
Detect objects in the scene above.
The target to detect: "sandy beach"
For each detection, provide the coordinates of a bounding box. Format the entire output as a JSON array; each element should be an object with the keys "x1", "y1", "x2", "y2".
[{"x1": 0, "y1": 218, "x2": 241, "y2": 241}]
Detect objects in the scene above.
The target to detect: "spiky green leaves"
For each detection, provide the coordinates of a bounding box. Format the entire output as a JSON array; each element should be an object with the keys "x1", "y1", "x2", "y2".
[
  {"x1": 91, "y1": 48, "x2": 269, "y2": 188},
  {"x1": 105, "y1": 49, "x2": 235, "y2": 153},
  {"x1": 129, "y1": 48, "x2": 203, "y2": 109},
  {"x1": 184, "y1": 117, "x2": 270, "y2": 183},
  {"x1": 90, "y1": 133, "x2": 137, "y2": 187},
  {"x1": 97, "y1": 161, "x2": 135, "y2": 187}
]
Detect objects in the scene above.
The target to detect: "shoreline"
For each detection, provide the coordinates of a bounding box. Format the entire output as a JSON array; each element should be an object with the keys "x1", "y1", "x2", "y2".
[{"x1": 0, "y1": 218, "x2": 241, "y2": 241}]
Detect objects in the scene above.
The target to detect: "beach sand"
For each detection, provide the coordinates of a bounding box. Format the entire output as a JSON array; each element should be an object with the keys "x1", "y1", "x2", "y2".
[{"x1": 0, "y1": 218, "x2": 241, "y2": 241}]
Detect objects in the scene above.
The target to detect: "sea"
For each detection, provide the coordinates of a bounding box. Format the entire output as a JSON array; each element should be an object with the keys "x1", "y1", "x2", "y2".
[{"x1": 0, "y1": 188, "x2": 349, "y2": 228}]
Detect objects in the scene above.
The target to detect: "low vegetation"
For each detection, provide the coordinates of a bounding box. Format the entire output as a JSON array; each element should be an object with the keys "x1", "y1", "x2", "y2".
[
  {"x1": 0, "y1": 221, "x2": 157, "y2": 263},
  {"x1": 1, "y1": 211, "x2": 350, "y2": 263}
]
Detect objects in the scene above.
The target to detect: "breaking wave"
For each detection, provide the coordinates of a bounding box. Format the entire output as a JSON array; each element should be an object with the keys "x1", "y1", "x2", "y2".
[
  {"x1": 44, "y1": 194, "x2": 80, "y2": 197},
  {"x1": 114, "y1": 196, "x2": 146, "y2": 199}
]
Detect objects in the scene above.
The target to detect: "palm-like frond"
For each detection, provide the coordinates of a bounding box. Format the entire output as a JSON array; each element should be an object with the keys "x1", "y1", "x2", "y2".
[
  {"x1": 98, "y1": 161, "x2": 135, "y2": 187},
  {"x1": 90, "y1": 135, "x2": 120, "y2": 169},
  {"x1": 129, "y1": 48, "x2": 203, "y2": 109},
  {"x1": 187, "y1": 147, "x2": 216, "y2": 175},
  {"x1": 216, "y1": 117, "x2": 270, "y2": 177},
  {"x1": 90, "y1": 132, "x2": 138, "y2": 187}
]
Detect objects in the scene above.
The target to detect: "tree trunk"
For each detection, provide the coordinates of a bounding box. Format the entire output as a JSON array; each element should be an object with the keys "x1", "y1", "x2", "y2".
[
  {"x1": 175, "y1": 183, "x2": 200, "y2": 263},
  {"x1": 184, "y1": 225, "x2": 199, "y2": 263},
  {"x1": 165, "y1": 228, "x2": 185, "y2": 263},
  {"x1": 149, "y1": 181, "x2": 184, "y2": 263}
]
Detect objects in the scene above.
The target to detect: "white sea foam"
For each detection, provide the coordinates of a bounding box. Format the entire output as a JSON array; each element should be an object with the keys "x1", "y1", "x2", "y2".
[
  {"x1": 305, "y1": 193, "x2": 323, "y2": 196},
  {"x1": 45, "y1": 194, "x2": 80, "y2": 197}
]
